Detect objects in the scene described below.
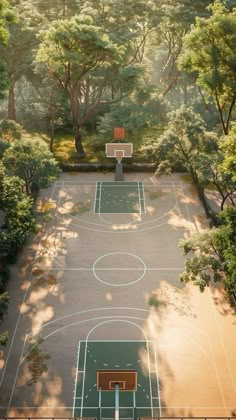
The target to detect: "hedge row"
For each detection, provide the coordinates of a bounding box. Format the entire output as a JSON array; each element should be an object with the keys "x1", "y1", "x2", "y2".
[{"x1": 60, "y1": 162, "x2": 157, "y2": 172}]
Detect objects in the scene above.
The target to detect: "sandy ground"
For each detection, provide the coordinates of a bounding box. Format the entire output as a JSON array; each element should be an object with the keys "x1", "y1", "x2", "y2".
[{"x1": 0, "y1": 172, "x2": 235, "y2": 418}]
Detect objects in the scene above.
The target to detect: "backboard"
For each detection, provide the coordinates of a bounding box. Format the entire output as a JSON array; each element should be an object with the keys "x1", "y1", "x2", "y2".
[
  {"x1": 105, "y1": 143, "x2": 133, "y2": 159},
  {"x1": 97, "y1": 370, "x2": 137, "y2": 391}
]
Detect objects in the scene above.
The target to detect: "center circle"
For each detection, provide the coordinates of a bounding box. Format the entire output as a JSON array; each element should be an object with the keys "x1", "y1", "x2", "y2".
[{"x1": 93, "y1": 252, "x2": 146, "y2": 287}]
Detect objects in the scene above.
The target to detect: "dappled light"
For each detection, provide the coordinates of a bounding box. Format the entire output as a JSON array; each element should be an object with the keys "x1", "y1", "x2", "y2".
[
  {"x1": 0, "y1": 0, "x2": 235, "y2": 414},
  {"x1": 167, "y1": 208, "x2": 192, "y2": 233}
]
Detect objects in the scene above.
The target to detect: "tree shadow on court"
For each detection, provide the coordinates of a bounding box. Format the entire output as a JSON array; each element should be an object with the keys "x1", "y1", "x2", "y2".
[
  {"x1": 143, "y1": 280, "x2": 210, "y2": 417},
  {"x1": 209, "y1": 284, "x2": 236, "y2": 318},
  {"x1": 149, "y1": 280, "x2": 197, "y2": 320},
  {"x1": 8, "y1": 337, "x2": 71, "y2": 417}
]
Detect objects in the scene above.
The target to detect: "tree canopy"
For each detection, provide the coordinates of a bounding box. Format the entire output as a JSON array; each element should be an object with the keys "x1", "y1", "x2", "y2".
[
  {"x1": 179, "y1": 206, "x2": 236, "y2": 302},
  {"x1": 178, "y1": 2, "x2": 236, "y2": 134}
]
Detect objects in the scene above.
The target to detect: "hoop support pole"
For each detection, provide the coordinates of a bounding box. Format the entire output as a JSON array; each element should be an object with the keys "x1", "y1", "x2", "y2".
[
  {"x1": 97, "y1": 386, "x2": 101, "y2": 420},
  {"x1": 133, "y1": 388, "x2": 136, "y2": 420},
  {"x1": 115, "y1": 383, "x2": 119, "y2": 420}
]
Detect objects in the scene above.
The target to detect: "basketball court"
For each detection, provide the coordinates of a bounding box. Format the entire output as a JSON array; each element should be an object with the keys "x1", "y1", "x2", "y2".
[{"x1": 0, "y1": 167, "x2": 236, "y2": 418}]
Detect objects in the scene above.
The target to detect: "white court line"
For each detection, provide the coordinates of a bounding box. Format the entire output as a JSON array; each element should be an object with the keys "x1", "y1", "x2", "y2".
[
  {"x1": 61, "y1": 181, "x2": 177, "y2": 227},
  {"x1": 82, "y1": 320, "x2": 153, "y2": 416},
  {"x1": 180, "y1": 182, "x2": 228, "y2": 415},
  {"x1": 172, "y1": 181, "x2": 181, "y2": 216},
  {"x1": 7, "y1": 334, "x2": 28, "y2": 414},
  {"x1": 137, "y1": 181, "x2": 142, "y2": 215},
  {"x1": 92, "y1": 252, "x2": 147, "y2": 287},
  {"x1": 147, "y1": 341, "x2": 154, "y2": 418},
  {"x1": 153, "y1": 341, "x2": 162, "y2": 416},
  {"x1": 28, "y1": 306, "x2": 216, "y2": 337},
  {"x1": 46, "y1": 267, "x2": 183, "y2": 271},
  {"x1": 72, "y1": 341, "x2": 81, "y2": 416},
  {"x1": 93, "y1": 182, "x2": 98, "y2": 213},
  {"x1": 141, "y1": 182, "x2": 147, "y2": 214},
  {"x1": 57, "y1": 180, "x2": 182, "y2": 186},
  {"x1": 3, "y1": 405, "x2": 236, "y2": 409},
  {"x1": 56, "y1": 211, "x2": 174, "y2": 233},
  {"x1": 80, "y1": 340, "x2": 88, "y2": 418},
  {"x1": 98, "y1": 181, "x2": 102, "y2": 214},
  {"x1": 208, "y1": 288, "x2": 236, "y2": 392},
  {"x1": 0, "y1": 181, "x2": 57, "y2": 390},
  {"x1": 67, "y1": 320, "x2": 229, "y2": 418}
]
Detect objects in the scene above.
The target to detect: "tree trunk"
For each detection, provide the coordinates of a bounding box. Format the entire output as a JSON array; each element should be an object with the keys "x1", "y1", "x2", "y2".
[
  {"x1": 49, "y1": 92, "x2": 55, "y2": 153},
  {"x1": 70, "y1": 92, "x2": 85, "y2": 157},
  {"x1": 74, "y1": 128, "x2": 84, "y2": 157},
  {"x1": 7, "y1": 80, "x2": 16, "y2": 121}
]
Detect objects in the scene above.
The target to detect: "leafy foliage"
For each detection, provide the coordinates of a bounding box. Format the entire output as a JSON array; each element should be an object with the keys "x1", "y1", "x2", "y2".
[
  {"x1": 0, "y1": 162, "x2": 35, "y2": 245},
  {"x1": 0, "y1": 119, "x2": 22, "y2": 142},
  {"x1": 178, "y1": 2, "x2": 236, "y2": 134},
  {"x1": 179, "y1": 206, "x2": 236, "y2": 300},
  {"x1": 3, "y1": 139, "x2": 60, "y2": 195}
]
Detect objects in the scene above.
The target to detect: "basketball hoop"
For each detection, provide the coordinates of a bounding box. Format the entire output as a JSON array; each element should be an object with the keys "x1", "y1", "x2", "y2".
[
  {"x1": 97, "y1": 370, "x2": 137, "y2": 420},
  {"x1": 115, "y1": 150, "x2": 124, "y2": 164}
]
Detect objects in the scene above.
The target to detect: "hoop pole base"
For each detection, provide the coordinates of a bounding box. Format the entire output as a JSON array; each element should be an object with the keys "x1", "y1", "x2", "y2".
[{"x1": 115, "y1": 162, "x2": 124, "y2": 182}]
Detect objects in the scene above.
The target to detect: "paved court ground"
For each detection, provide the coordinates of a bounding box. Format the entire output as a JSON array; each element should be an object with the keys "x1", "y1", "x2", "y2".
[{"x1": 0, "y1": 172, "x2": 236, "y2": 418}]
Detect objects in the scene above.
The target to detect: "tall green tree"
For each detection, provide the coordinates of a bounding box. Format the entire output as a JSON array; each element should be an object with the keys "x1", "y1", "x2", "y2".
[
  {"x1": 178, "y1": 2, "x2": 236, "y2": 134},
  {"x1": 36, "y1": 15, "x2": 139, "y2": 156},
  {"x1": 219, "y1": 124, "x2": 236, "y2": 182},
  {"x1": 0, "y1": 162, "x2": 35, "y2": 246},
  {"x1": 0, "y1": 0, "x2": 40, "y2": 120},
  {"x1": 179, "y1": 206, "x2": 236, "y2": 303},
  {"x1": 3, "y1": 139, "x2": 60, "y2": 195},
  {"x1": 0, "y1": 0, "x2": 16, "y2": 99},
  {"x1": 145, "y1": 105, "x2": 212, "y2": 182}
]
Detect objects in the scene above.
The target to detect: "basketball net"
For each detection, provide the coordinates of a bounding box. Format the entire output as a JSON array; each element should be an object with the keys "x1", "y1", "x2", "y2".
[{"x1": 115, "y1": 151, "x2": 124, "y2": 164}]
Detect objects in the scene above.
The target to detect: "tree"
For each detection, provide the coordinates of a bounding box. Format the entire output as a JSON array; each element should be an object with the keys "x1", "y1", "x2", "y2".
[
  {"x1": 0, "y1": 292, "x2": 9, "y2": 347},
  {"x1": 195, "y1": 146, "x2": 236, "y2": 210},
  {"x1": 0, "y1": 162, "x2": 35, "y2": 246},
  {"x1": 97, "y1": 86, "x2": 167, "y2": 140},
  {"x1": 219, "y1": 124, "x2": 236, "y2": 182},
  {"x1": 179, "y1": 206, "x2": 236, "y2": 303},
  {"x1": 178, "y1": 2, "x2": 236, "y2": 134},
  {"x1": 145, "y1": 105, "x2": 209, "y2": 182},
  {"x1": 0, "y1": 0, "x2": 41, "y2": 120},
  {"x1": 0, "y1": 0, "x2": 16, "y2": 99},
  {"x1": 3, "y1": 140, "x2": 60, "y2": 195},
  {"x1": 0, "y1": 119, "x2": 22, "y2": 142},
  {"x1": 36, "y1": 15, "x2": 126, "y2": 156}
]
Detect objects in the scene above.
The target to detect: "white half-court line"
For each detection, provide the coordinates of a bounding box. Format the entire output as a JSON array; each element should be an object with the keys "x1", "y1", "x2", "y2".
[
  {"x1": 92, "y1": 252, "x2": 147, "y2": 287},
  {"x1": 0, "y1": 181, "x2": 57, "y2": 390}
]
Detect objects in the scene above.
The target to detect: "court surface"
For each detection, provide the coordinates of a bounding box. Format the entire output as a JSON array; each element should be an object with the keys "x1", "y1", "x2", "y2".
[
  {"x1": 74, "y1": 341, "x2": 160, "y2": 418},
  {"x1": 94, "y1": 181, "x2": 145, "y2": 214},
  {"x1": 0, "y1": 172, "x2": 236, "y2": 418}
]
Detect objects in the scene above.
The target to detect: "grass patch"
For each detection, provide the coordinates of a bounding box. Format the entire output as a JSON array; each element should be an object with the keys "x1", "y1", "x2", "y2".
[
  {"x1": 70, "y1": 200, "x2": 91, "y2": 215},
  {"x1": 21, "y1": 125, "x2": 167, "y2": 164}
]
